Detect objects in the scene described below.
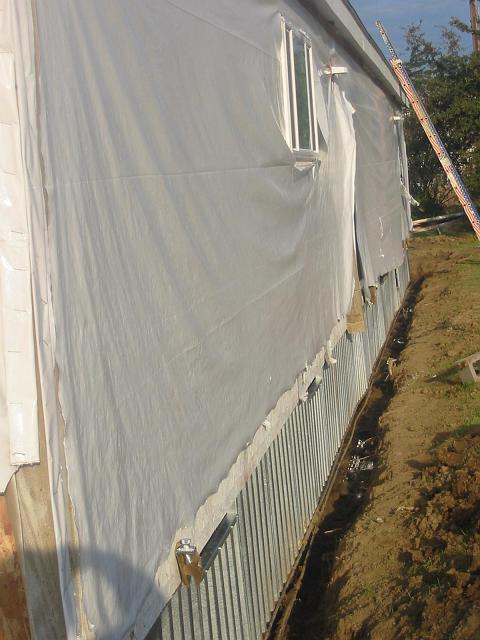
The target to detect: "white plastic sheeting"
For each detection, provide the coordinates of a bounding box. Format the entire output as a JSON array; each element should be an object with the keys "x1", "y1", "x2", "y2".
[
  {"x1": 6, "y1": 0, "x2": 410, "y2": 638},
  {"x1": 0, "y1": 0, "x2": 38, "y2": 491},
  {"x1": 396, "y1": 117, "x2": 415, "y2": 238}
]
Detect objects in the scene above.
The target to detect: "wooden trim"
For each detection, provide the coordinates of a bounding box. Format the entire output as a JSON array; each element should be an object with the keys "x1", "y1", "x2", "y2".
[{"x1": 0, "y1": 494, "x2": 31, "y2": 640}]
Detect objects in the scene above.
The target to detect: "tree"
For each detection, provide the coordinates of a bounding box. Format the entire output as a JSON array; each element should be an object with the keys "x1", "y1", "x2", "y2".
[{"x1": 403, "y1": 22, "x2": 480, "y2": 216}]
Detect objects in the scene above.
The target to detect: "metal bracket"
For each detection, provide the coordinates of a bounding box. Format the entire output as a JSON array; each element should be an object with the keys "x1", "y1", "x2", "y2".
[
  {"x1": 300, "y1": 374, "x2": 322, "y2": 403},
  {"x1": 323, "y1": 65, "x2": 348, "y2": 75},
  {"x1": 175, "y1": 539, "x2": 204, "y2": 587},
  {"x1": 200, "y1": 512, "x2": 238, "y2": 572}
]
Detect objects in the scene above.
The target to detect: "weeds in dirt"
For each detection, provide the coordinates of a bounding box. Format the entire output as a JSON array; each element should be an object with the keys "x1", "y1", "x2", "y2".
[
  {"x1": 455, "y1": 258, "x2": 480, "y2": 292},
  {"x1": 357, "y1": 582, "x2": 376, "y2": 600},
  {"x1": 454, "y1": 421, "x2": 480, "y2": 438}
]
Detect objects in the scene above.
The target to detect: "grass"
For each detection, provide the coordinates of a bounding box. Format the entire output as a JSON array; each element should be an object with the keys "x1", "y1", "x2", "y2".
[
  {"x1": 453, "y1": 420, "x2": 480, "y2": 438},
  {"x1": 431, "y1": 409, "x2": 480, "y2": 448},
  {"x1": 358, "y1": 582, "x2": 376, "y2": 600},
  {"x1": 413, "y1": 229, "x2": 479, "y2": 244},
  {"x1": 455, "y1": 249, "x2": 480, "y2": 289},
  {"x1": 414, "y1": 230, "x2": 441, "y2": 238}
]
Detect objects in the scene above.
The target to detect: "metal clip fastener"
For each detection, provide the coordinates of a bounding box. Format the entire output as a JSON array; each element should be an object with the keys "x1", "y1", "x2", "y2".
[{"x1": 175, "y1": 539, "x2": 204, "y2": 587}]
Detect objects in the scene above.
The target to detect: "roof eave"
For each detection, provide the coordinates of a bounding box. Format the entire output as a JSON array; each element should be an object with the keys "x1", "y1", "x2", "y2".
[{"x1": 300, "y1": 0, "x2": 407, "y2": 106}]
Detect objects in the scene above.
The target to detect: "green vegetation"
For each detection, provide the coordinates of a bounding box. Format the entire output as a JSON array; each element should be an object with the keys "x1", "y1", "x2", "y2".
[
  {"x1": 358, "y1": 582, "x2": 376, "y2": 600},
  {"x1": 403, "y1": 22, "x2": 480, "y2": 216}
]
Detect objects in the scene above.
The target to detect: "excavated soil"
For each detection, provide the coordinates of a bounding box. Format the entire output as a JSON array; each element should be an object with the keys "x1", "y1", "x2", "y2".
[{"x1": 281, "y1": 229, "x2": 480, "y2": 640}]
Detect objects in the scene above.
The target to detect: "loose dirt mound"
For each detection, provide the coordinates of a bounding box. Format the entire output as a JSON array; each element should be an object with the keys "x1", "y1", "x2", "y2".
[
  {"x1": 394, "y1": 429, "x2": 480, "y2": 639},
  {"x1": 281, "y1": 231, "x2": 480, "y2": 640}
]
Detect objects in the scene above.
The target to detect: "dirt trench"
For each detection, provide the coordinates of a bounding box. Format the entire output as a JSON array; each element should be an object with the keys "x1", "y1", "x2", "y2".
[{"x1": 274, "y1": 230, "x2": 480, "y2": 640}]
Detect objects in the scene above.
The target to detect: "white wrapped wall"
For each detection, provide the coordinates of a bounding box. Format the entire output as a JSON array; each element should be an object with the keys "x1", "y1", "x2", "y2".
[{"x1": 4, "y1": 1, "x2": 410, "y2": 637}]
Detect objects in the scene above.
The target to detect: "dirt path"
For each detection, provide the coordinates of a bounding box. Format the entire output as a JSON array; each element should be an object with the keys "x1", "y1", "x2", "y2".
[{"x1": 282, "y1": 231, "x2": 480, "y2": 640}]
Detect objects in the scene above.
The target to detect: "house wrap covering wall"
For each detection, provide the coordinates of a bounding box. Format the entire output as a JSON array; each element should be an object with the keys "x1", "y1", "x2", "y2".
[{"x1": 1, "y1": 1, "x2": 411, "y2": 638}]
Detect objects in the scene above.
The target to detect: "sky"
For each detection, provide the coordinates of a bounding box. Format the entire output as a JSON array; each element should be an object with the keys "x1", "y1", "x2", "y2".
[{"x1": 350, "y1": 0, "x2": 474, "y2": 57}]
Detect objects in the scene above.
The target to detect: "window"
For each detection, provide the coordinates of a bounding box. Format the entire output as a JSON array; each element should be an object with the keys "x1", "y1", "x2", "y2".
[{"x1": 282, "y1": 20, "x2": 319, "y2": 155}]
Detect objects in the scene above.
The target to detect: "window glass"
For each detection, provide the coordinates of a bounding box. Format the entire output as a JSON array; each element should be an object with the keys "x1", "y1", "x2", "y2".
[
  {"x1": 292, "y1": 34, "x2": 311, "y2": 150},
  {"x1": 306, "y1": 48, "x2": 316, "y2": 146},
  {"x1": 282, "y1": 21, "x2": 318, "y2": 155},
  {"x1": 285, "y1": 31, "x2": 297, "y2": 147}
]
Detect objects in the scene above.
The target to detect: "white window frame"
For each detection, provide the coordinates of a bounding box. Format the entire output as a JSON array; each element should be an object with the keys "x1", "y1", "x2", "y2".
[{"x1": 281, "y1": 18, "x2": 319, "y2": 159}]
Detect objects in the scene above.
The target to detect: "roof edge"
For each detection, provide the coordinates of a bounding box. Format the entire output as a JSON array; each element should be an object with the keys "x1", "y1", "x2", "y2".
[{"x1": 300, "y1": 0, "x2": 406, "y2": 105}]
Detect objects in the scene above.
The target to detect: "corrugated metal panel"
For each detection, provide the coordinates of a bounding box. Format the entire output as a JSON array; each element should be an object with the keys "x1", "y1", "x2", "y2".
[{"x1": 148, "y1": 255, "x2": 410, "y2": 640}]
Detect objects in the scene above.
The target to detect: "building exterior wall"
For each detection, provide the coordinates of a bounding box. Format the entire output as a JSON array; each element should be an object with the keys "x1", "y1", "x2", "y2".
[
  {"x1": 2, "y1": 2, "x2": 412, "y2": 636},
  {"x1": 146, "y1": 257, "x2": 410, "y2": 640}
]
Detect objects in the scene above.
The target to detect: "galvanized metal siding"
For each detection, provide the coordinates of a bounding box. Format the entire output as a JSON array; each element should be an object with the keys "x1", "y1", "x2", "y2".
[{"x1": 148, "y1": 257, "x2": 410, "y2": 640}]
